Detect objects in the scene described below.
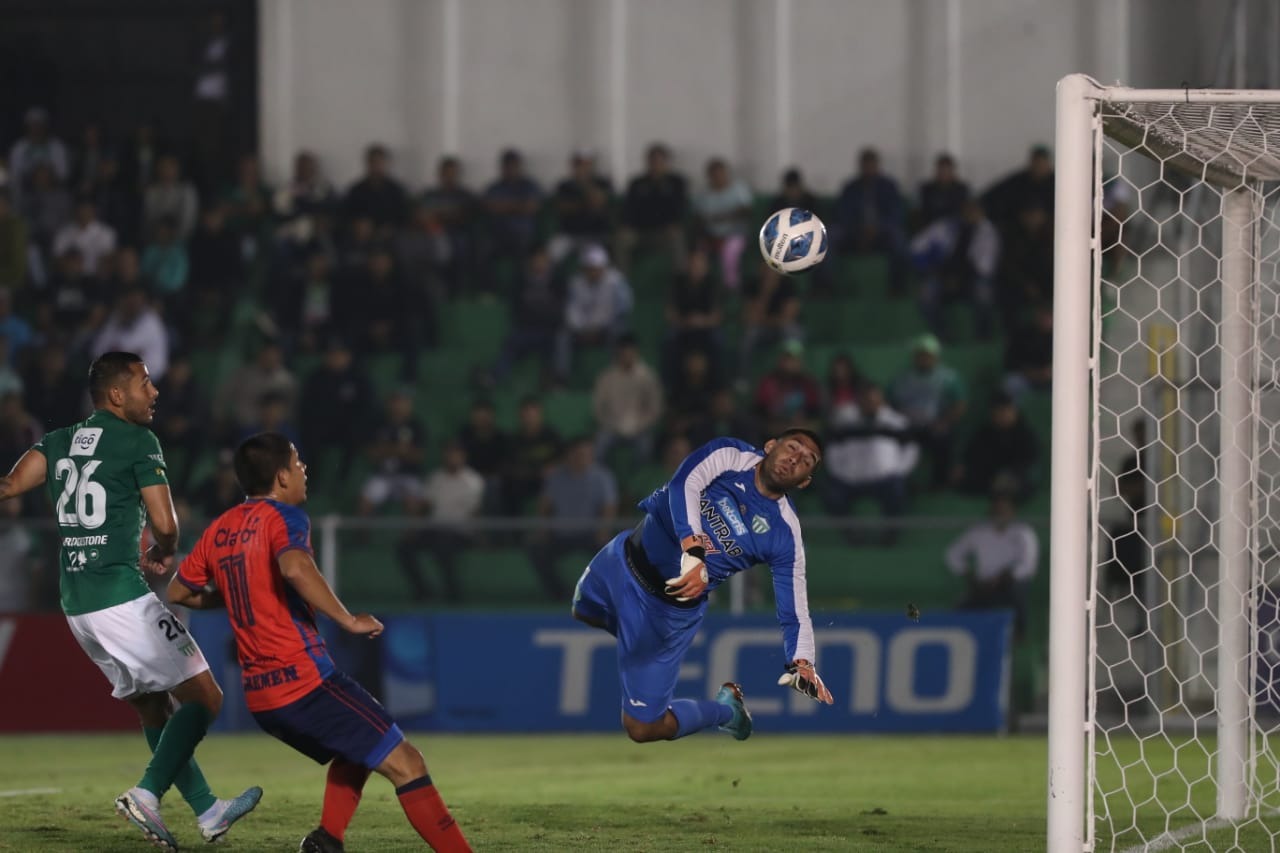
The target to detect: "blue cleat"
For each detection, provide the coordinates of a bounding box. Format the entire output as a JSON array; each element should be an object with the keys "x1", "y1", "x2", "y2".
[
  {"x1": 199, "y1": 786, "x2": 263, "y2": 843},
  {"x1": 116, "y1": 787, "x2": 179, "y2": 851},
  {"x1": 716, "y1": 682, "x2": 753, "y2": 741}
]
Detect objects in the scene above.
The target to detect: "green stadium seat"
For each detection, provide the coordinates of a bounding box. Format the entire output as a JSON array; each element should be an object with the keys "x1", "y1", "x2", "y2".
[
  {"x1": 542, "y1": 389, "x2": 595, "y2": 438},
  {"x1": 441, "y1": 297, "x2": 510, "y2": 363}
]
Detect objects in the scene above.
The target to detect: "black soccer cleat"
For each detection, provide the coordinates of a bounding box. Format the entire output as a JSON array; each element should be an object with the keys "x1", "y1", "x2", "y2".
[{"x1": 299, "y1": 826, "x2": 345, "y2": 853}]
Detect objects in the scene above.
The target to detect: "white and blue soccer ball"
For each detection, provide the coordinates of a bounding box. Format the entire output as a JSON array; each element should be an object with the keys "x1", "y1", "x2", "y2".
[{"x1": 758, "y1": 207, "x2": 828, "y2": 274}]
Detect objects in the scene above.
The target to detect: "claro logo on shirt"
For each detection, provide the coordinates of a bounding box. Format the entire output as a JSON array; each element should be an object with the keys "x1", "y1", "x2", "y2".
[{"x1": 69, "y1": 428, "x2": 103, "y2": 456}]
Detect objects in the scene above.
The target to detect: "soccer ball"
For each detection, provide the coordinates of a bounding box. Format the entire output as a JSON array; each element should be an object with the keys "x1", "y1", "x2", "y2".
[{"x1": 759, "y1": 207, "x2": 828, "y2": 274}]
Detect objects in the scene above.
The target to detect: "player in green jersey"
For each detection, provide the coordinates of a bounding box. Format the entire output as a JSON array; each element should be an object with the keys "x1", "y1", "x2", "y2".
[{"x1": 0, "y1": 352, "x2": 261, "y2": 851}]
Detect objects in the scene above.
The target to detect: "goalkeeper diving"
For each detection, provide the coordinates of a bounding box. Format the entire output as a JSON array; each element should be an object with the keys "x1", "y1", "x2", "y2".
[{"x1": 571, "y1": 430, "x2": 833, "y2": 744}]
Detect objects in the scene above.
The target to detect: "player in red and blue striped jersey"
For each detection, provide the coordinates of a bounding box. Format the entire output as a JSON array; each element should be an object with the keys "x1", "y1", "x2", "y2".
[
  {"x1": 169, "y1": 433, "x2": 471, "y2": 853},
  {"x1": 572, "y1": 430, "x2": 834, "y2": 744}
]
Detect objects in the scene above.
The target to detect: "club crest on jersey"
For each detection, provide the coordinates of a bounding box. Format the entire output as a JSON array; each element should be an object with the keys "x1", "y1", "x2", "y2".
[
  {"x1": 69, "y1": 427, "x2": 103, "y2": 456},
  {"x1": 751, "y1": 515, "x2": 771, "y2": 534}
]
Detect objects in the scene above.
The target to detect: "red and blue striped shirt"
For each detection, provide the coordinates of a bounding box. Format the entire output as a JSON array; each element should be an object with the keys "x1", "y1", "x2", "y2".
[{"x1": 178, "y1": 498, "x2": 334, "y2": 711}]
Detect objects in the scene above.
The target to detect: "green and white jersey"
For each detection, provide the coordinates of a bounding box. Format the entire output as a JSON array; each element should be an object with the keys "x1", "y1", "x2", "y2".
[{"x1": 34, "y1": 409, "x2": 169, "y2": 616}]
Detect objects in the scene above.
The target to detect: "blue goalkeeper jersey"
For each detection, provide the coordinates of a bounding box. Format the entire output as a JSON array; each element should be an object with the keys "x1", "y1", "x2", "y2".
[{"x1": 636, "y1": 436, "x2": 816, "y2": 662}]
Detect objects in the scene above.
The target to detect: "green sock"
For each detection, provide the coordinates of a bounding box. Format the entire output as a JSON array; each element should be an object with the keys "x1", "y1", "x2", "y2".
[
  {"x1": 137, "y1": 703, "x2": 215, "y2": 802},
  {"x1": 143, "y1": 725, "x2": 218, "y2": 815}
]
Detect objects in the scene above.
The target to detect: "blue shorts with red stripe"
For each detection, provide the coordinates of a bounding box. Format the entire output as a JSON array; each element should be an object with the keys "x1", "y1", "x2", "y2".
[{"x1": 252, "y1": 670, "x2": 405, "y2": 769}]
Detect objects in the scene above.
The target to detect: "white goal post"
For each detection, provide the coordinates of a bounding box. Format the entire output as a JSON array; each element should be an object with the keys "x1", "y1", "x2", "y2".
[{"x1": 1051, "y1": 73, "x2": 1280, "y2": 852}]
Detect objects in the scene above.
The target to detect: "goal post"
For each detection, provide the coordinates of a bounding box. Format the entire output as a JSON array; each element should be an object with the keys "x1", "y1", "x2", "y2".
[{"x1": 1050, "y1": 73, "x2": 1280, "y2": 852}]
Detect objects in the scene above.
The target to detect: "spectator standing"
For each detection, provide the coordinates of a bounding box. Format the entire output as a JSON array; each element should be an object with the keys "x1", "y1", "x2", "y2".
[
  {"x1": 616, "y1": 143, "x2": 688, "y2": 272},
  {"x1": 947, "y1": 492, "x2": 1040, "y2": 640},
  {"x1": 981, "y1": 145, "x2": 1054, "y2": 230},
  {"x1": 549, "y1": 150, "x2": 614, "y2": 263},
  {"x1": 396, "y1": 441, "x2": 485, "y2": 603},
  {"x1": 833, "y1": 148, "x2": 908, "y2": 296},
  {"x1": 770, "y1": 167, "x2": 823, "y2": 218},
  {"x1": 273, "y1": 150, "x2": 338, "y2": 227},
  {"x1": 693, "y1": 158, "x2": 753, "y2": 290},
  {"x1": 419, "y1": 155, "x2": 481, "y2": 295},
  {"x1": 483, "y1": 148, "x2": 543, "y2": 265},
  {"x1": 911, "y1": 198, "x2": 1000, "y2": 341},
  {"x1": 528, "y1": 437, "x2": 618, "y2": 600},
  {"x1": 888, "y1": 334, "x2": 966, "y2": 488},
  {"x1": 916, "y1": 153, "x2": 971, "y2": 229},
  {"x1": 343, "y1": 144, "x2": 409, "y2": 232},
  {"x1": 592, "y1": 334, "x2": 663, "y2": 463}
]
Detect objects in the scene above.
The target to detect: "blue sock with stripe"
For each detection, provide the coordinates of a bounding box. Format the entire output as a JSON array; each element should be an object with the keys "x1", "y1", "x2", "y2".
[{"x1": 669, "y1": 699, "x2": 733, "y2": 739}]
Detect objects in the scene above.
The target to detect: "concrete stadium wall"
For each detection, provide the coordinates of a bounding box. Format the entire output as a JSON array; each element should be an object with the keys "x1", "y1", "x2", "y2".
[{"x1": 258, "y1": 0, "x2": 1208, "y2": 196}]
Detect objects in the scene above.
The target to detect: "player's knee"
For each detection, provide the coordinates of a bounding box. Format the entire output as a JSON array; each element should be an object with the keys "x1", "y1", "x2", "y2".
[
  {"x1": 621, "y1": 714, "x2": 668, "y2": 743},
  {"x1": 127, "y1": 692, "x2": 172, "y2": 728},
  {"x1": 377, "y1": 739, "x2": 427, "y2": 786}
]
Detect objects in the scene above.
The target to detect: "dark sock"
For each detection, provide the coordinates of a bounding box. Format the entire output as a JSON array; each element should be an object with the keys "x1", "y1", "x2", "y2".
[
  {"x1": 143, "y1": 725, "x2": 217, "y2": 815},
  {"x1": 669, "y1": 699, "x2": 733, "y2": 739},
  {"x1": 321, "y1": 758, "x2": 371, "y2": 842},
  {"x1": 138, "y1": 703, "x2": 214, "y2": 799},
  {"x1": 395, "y1": 775, "x2": 472, "y2": 852}
]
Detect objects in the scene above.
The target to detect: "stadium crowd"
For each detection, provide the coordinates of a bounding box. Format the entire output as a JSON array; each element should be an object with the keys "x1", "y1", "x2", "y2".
[{"x1": 0, "y1": 106, "x2": 1057, "y2": 610}]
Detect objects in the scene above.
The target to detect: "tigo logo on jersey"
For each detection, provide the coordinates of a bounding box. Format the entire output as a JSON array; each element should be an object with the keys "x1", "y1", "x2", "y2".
[
  {"x1": 752, "y1": 515, "x2": 770, "y2": 534},
  {"x1": 69, "y1": 428, "x2": 103, "y2": 456}
]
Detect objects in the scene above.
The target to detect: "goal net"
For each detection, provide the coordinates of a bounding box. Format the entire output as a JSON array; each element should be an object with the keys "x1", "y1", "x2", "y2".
[{"x1": 1050, "y1": 75, "x2": 1280, "y2": 852}]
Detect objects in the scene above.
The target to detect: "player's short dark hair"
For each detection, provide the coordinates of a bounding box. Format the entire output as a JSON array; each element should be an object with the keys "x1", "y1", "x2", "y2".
[
  {"x1": 234, "y1": 432, "x2": 295, "y2": 496},
  {"x1": 774, "y1": 427, "x2": 824, "y2": 460},
  {"x1": 88, "y1": 351, "x2": 144, "y2": 403}
]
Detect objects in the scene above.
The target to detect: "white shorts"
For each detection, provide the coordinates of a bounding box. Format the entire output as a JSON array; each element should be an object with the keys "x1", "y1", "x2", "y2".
[{"x1": 65, "y1": 593, "x2": 210, "y2": 700}]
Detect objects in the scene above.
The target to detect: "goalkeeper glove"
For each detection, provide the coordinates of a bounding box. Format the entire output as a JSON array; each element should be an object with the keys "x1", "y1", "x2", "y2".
[
  {"x1": 664, "y1": 537, "x2": 709, "y2": 601},
  {"x1": 777, "y1": 659, "x2": 834, "y2": 705}
]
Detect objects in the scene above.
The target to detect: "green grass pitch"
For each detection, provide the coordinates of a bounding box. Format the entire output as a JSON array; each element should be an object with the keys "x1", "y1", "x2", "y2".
[{"x1": 2, "y1": 732, "x2": 1279, "y2": 851}]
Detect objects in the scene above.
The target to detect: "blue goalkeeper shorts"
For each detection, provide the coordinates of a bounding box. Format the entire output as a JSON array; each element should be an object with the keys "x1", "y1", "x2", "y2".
[{"x1": 572, "y1": 531, "x2": 707, "y2": 723}]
